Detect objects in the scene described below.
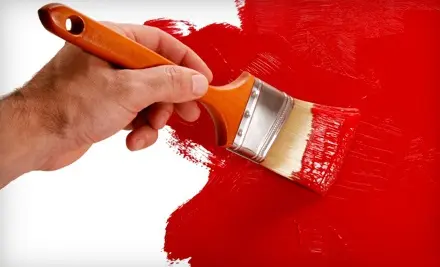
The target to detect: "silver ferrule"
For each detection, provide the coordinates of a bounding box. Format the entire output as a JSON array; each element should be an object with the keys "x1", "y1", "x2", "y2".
[{"x1": 227, "y1": 78, "x2": 294, "y2": 163}]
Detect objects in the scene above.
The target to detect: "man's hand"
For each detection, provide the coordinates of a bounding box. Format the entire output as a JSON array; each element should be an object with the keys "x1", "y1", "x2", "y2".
[{"x1": 0, "y1": 23, "x2": 212, "y2": 188}]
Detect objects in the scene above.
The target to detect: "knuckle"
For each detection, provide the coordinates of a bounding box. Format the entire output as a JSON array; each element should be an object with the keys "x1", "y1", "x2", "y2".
[
  {"x1": 113, "y1": 70, "x2": 158, "y2": 112},
  {"x1": 113, "y1": 70, "x2": 137, "y2": 92},
  {"x1": 114, "y1": 69, "x2": 132, "y2": 83},
  {"x1": 164, "y1": 66, "x2": 186, "y2": 94},
  {"x1": 111, "y1": 70, "x2": 140, "y2": 106}
]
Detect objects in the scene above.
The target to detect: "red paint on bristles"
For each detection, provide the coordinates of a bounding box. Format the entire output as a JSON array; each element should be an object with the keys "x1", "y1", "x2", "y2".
[{"x1": 294, "y1": 104, "x2": 360, "y2": 193}]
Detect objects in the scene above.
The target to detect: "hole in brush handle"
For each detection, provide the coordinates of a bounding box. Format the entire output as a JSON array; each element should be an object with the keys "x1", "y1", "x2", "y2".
[{"x1": 65, "y1": 15, "x2": 85, "y2": 35}]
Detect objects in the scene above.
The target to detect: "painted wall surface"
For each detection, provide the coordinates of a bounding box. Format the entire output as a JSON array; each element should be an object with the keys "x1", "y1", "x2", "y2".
[
  {"x1": 1, "y1": 0, "x2": 439, "y2": 267},
  {"x1": 154, "y1": 1, "x2": 440, "y2": 266}
]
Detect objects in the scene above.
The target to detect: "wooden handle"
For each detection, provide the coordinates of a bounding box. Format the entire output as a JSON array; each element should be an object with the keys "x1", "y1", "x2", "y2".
[{"x1": 37, "y1": 3, "x2": 254, "y2": 147}]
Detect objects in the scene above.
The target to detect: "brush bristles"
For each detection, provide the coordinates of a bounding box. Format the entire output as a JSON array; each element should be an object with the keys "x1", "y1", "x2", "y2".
[
  {"x1": 261, "y1": 99, "x2": 360, "y2": 193},
  {"x1": 262, "y1": 99, "x2": 313, "y2": 179}
]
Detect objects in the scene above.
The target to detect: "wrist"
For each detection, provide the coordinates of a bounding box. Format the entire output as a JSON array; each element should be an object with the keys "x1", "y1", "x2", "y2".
[{"x1": 0, "y1": 90, "x2": 57, "y2": 187}]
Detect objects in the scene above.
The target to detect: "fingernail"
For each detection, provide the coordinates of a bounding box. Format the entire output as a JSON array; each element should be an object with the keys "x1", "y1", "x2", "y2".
[
  {"x1": 133, "y1": 138, "x2": 145, "y2": 151},
  {"x1": 192, "y1": 74, "x2": 209, "y2": 96}
]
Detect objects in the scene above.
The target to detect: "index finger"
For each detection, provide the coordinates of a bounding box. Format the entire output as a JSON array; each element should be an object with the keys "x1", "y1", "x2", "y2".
[{"x1": 104, "y1": 22, "x2": 213, "y2": 82}]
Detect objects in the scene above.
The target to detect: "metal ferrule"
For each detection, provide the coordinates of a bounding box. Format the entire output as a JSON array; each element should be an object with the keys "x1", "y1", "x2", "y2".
[{"x1": 227, "y1": 78, "x2": 294, "y2": 163}]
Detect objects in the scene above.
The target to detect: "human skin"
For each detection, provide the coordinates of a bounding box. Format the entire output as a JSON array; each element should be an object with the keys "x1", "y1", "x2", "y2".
[{"x1": 0, "y1": 22, "x2": 213, "y2": 189}]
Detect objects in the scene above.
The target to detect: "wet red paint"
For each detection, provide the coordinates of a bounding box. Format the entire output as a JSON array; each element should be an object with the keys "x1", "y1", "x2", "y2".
[
  {"x1": 294, "y1": 104, "x2": 360, "y2": 193},
  {"x1": 145, "y1": 1, "x2": 440, "y2": 266}
]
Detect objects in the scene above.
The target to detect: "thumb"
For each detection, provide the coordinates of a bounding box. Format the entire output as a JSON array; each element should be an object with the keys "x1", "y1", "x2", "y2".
[{"x1": 135, "y1": 65, "x2": 209, "y2": 104}]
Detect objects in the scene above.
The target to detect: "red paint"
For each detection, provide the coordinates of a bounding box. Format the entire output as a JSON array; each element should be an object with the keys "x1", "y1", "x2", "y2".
[
  {"x1": 145, "y1": 1, "x2": 440, "y2": 266},
  {"x1": 294, "y1": 104, "x2": 360, "y2": 193}
]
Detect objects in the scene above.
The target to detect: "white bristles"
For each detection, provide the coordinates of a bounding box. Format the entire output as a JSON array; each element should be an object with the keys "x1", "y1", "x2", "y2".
[{"x1": 261, "y1": 99, "x2": 313, "y2": 180}]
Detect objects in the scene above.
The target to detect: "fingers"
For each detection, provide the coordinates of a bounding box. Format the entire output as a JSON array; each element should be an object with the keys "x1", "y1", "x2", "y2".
[
  {"x1": 126, "y1": 110, "x2": 158, "y2": 151},
  {"x1": 118, "y1": 65, "x2": 208, "y2": 110},
  {"x1": 124, "y1": 100, "x2": 201, "y2": 151},
  {"x1": 101, "y1": 22, "x2": 210, "y2": 121},
  {"x1": 146, "y1": 102, "x2": 173, "y2": 130},
  {"x1": 126, "y1": 125, "x2": 159, "y2": 151},
  {"x1": 123, "y1": 101, "x2": 200, "y2": 132},
  {"x1": 175, "y1": 101, "x2": 201, "y2": 122},
  {"x1": 149, "y1": 65, "x2": 208, "y2": 103},
  {"x1": 105, "y1": 23, "x2": 213, "y2": 82},
  {"x1": 125, "y1": 101, "x2": 199, "y2": 151}
]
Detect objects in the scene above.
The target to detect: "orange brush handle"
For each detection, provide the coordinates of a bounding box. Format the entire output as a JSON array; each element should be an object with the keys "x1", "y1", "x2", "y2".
[{"x1": 37, "y1": 3, "x2": 255, "y2": 147}]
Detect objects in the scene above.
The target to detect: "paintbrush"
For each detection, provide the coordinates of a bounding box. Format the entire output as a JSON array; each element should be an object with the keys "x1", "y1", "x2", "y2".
[{"x1": 37, "y1": 3, "x2": 360, "y2": 193}]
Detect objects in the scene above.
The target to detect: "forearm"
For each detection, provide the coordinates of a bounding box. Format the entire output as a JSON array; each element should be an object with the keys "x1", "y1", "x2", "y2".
[{"x1": 0, "y1": 90, "x2": 54, "y2": 188}]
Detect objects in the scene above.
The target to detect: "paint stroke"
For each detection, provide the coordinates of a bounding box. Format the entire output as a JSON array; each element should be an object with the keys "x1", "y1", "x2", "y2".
[
  {"x1": 294, "y1": 103, "x2": 361, "y2": 192},
  {"x1": 145, "y1": 0, "x2": 440, "y2": 266}
]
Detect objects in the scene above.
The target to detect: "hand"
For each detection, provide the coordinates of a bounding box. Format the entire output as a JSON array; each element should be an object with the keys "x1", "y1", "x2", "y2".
[{"x1": 0, "y1": 22, "x2": 212, "y2": 186}]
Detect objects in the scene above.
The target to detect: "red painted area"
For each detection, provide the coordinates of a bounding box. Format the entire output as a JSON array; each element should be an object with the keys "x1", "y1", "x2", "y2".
[
  {"x1": 295, "y1": 104, "x2": 360, "y2": 193},
  {"x1": 146, "y1": 1, "x2": 440, "y2": 266}
]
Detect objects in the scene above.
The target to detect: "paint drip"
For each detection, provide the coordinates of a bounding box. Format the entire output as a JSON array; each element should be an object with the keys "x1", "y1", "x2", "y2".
[{"x1": 145, "y1": 1, "x2": 440, "y2": 266}]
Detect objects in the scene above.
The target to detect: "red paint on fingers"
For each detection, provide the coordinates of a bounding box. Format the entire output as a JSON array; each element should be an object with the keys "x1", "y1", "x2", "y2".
[{"x1": 145, "y1": 1, "x2": 440, "y2": 266}]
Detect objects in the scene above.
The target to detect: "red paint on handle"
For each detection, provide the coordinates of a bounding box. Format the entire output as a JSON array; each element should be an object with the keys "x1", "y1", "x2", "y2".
[{"x1": 146, "y1": 1, "x2": 440, "y2": 266}]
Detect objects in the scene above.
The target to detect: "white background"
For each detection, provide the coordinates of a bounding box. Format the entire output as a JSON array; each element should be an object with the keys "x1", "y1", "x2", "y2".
[{"x1": 0, "y1": 1, "x2": 240, "y2": 266}]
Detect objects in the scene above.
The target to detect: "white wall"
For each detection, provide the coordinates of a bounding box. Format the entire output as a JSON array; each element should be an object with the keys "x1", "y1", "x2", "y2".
[{"x1": 0, "y1": 1, "x2": 240, "y2": 266}]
